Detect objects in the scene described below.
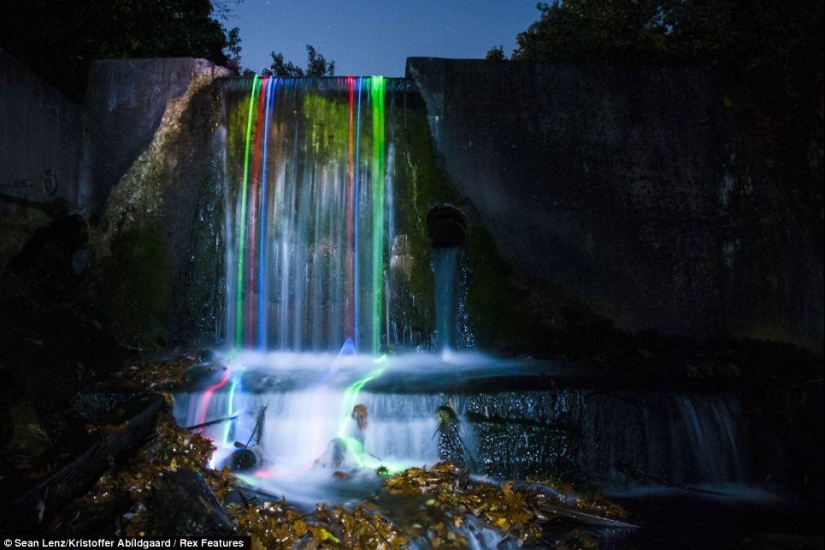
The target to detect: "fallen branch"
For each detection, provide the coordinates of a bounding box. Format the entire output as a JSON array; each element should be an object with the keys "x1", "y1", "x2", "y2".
[
  {"x1": 519, "y1": 481, "x2": 638, "y2": 529},
  {"x1": 535, "y1": 501, "x2": 638, "y2": 528},
  {"x1": 184, "y1": 414, "x2": 238, "y2": 431},
  {"x1": 2, "y1": 396, "x2": 164, "y2": 534}
]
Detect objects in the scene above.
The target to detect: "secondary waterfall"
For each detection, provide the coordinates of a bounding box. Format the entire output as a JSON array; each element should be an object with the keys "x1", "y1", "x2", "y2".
[
  {"x1": 432, "y1": 247, "x2": 460, "y2": 351},
  {"x1": 222, "y1": 76, "x2": 399, "y2": 353}
]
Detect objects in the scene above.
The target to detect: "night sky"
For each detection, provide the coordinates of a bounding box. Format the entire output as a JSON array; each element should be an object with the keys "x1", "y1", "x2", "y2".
[{"x1": 226, "y1": 0, "x2": 541, "y2": 77}]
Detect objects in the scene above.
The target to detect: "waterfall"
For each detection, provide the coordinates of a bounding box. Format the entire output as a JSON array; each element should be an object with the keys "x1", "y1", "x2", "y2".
[
  {"x1": 432, "y1": 247, "x2": 460, "y2": 351},
  {"x1": 190, "y1": 75, "x2": 466, "y2": 498},
  {"x1": 221, "y1": 76, "x2": 398, "y2": 354},
  {"x1": 175, "y1": 76, "x2": 753, "y2": 507}
]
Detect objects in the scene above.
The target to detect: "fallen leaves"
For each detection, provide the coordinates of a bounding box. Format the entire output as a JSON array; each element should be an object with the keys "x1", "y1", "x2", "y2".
[
  {"x1": 228, "y1": 500, "x2": 408, "y2": 550},
  {"x1": 48, "y1": 354, "x2": 626, "y2": 549}
]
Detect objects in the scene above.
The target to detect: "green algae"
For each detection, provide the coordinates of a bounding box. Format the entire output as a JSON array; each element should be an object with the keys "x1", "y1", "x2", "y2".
[{"x1": 98, "y1": 226, "x2": 172, "y2": 348}]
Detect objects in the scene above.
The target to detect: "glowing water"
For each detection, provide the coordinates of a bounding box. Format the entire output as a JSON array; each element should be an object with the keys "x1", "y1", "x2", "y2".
[
  {"x1": 173, "y1": 349, "x2": 504, "y2": 503},
  {"x1": 432, "y1": 247, "x2": 460, "y2": 351},
  {"x1": 178, "y1": 75, "x2": 755, "y2": 510},
  {"x1": 222, "y1": 76, "x2": 400, "y2": 353},
  {"x1": 174, "y1": 347, "x2": 762, "y2": 510}
]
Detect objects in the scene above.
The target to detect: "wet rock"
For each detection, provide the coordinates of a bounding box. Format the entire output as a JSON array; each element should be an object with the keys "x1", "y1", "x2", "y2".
[
  {"x1": 436, "y1": 405, "x2": 466, "y2": 468},
  {"x1": 224, "y1": 447, "x2": 257, "y2": 472},
  {"x1": 6, "y1": 214, "x2": 88, "y2": 299},
  {"x1": 147, "y1": 468, "x2": 234, "y2": 536},
  {"x1": 69, "y1": 392, "x2": 139, "y2": 421}
]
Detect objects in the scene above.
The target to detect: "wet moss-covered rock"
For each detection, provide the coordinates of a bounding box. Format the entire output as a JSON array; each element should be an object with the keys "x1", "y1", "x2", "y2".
[
  {"x1": 390, "y1": 91, "x2": 461, "y2": 348},
  {"x1": 96, "y1": 68, "x2": 226, "y2": 348},
  {"x1": 97, "y1": 226, "x2": 172, "y2": 348}
]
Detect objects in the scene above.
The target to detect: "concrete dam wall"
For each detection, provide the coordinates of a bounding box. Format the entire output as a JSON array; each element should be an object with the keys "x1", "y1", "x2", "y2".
[
  {"x1": 406, "y1": 58, "x2": 823, "y2": 351},
  {"x1": 1, "y1": 53, "x2": 821, "y2": 352}
]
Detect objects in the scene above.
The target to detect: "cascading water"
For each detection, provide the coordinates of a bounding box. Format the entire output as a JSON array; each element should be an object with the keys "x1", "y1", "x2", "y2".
[
  {"x1": 174, "y1": 75, "x2": 757, "y2": 517},
  {"x1": 175, "y1": 75, "x2": 463, "y2": 502},
  {"x1": 432, "y1": 247, "x2": 460, "y2": 351},
  {"x1": 222, "y1": 75, "x2": 394, "y2": 353}
]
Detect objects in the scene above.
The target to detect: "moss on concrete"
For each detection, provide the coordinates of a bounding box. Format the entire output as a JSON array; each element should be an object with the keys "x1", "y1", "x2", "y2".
[
  {"x1": 96, "y1": 70, "x2": 226, "y2": 347},
  {"x1": 98, "y1": 226, "x2": 172, "y2": 348},
  {"x1": 390, "y1": 92, "x2": 461, "y2": 346},
  {"x1": 390, "y1": 91, "x2": 614, "y2": 355}
]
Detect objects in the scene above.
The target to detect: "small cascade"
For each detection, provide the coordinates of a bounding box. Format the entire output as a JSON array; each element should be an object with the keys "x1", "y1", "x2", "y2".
[
  {"x1": 432, "y1": 247, "x2": 460, "y2": 351},
  {"x1": 176, "y1": 353, "x2": 755, "y2": 506},
  {"x1": 580, "y1": 391, "x2": 747, "y2": 488},
  {"x1": 468, "y1": 389, "x2": 748, "y2": 488},
  {"x1": 173, "y1": 352, "x2": 482, "y2": 503}
]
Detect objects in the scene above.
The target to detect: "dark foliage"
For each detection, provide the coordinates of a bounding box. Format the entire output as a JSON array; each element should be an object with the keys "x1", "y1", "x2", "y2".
[
  {"x1": 263, "y1": 44, "x2": 336, "y2": 77},
  {"x1": 0, "y1": 0, "x2": 240, "y2": 102},
  {"x1": 485, "y1": 45, "x2": 506, "y2": 61},
  {"x1": 513, "y1": 0, "x2": 823, "y2": 68}
]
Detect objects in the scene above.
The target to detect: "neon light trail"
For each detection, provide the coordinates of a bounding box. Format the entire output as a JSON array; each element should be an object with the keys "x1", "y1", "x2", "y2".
[
  {"x1": 224, "y1": 77, "x2": 402, "y2": 353},
  {"x1": 195, "y1": 372, "x2": 231, "y2": 431},
  {"x1": 370, "y1": 77, "x2": 386, "y2": 355},
  {"x1": 234, "y1": 75, "x2": 260, "y2": 348},
  {"x1": 246, "y1": 75, "x2": 269, "y2": 346},
  {"x1": 258, "y1": 77, "x2": 277, "y2": 347},
  {"x1": 175, "y1": 75, "x2": 463, "y2": 510},
  {"x1": 345, "y1": 77, "x2": 356, "y2": 342}
]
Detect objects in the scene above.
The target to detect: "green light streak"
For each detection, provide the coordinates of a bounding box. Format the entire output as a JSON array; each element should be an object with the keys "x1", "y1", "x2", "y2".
[
  {"x1": 334, "y1": 355, "x2": 393, "y2": 469},
  {"x1": 338, "y1": 436, "x2": 373, "y2": 468},
  {"x1": 337, "y1": 356, "x2": 386, "y2": 438},
  {"x1": 235, "y1": 76, "x2": 261, "y2": 347},
  {"x1": 221, "y1": 375, "x2": 240, "y2": 444},
  {"x1": 334, "y1": 436, "x2": 405, "y2": 474},
  {"x1": 370, "y1": 77, "x2": 386, "y2": 354}
]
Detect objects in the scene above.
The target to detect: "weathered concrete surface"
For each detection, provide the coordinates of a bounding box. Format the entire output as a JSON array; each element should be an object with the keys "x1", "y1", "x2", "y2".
[
  {"x1": 0, "y1": 49, "x2": 92, "y2": 267},
  {"x1": 0, "y1": 50, "x2": 90, "y2": 209},
  {"x1": 86, "y1": 58, "x2": 232, "y2": 346},
  {"x1": 86, "y1": 58, "x2": 231, "y2": 218},
  {"x1": 2, "y1": 57, "x2": 231, "y2": 348},
  {"x1": 407, "y1": 58, "x2": 823, "y2": 351}
]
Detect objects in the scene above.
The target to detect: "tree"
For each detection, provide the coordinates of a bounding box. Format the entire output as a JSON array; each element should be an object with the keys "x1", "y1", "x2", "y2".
[
  {"x1": 305, "y1": 45, "x2": 335, "y2": 77},
  {"x1": 512, "y1": 0, "x2": 674, "y2": 63},
  {"x1": 225, "y1": 27, "x2": 244, "y2": 71},
  {"x1": 263, "y1": 45, "x2": 335, "y2": 77},
  {"x1": 512, "y1": 0, "x2": 823, "y2": 71},
  {"x1": 0, "y1": 0, "x2": 241, "y2": 101},
  {"x1": 485, "y1": 45, "x2": 506, "y2": 61},
  {"x1": 264, "y1": 52, "x2": 305, "y2": 77}
]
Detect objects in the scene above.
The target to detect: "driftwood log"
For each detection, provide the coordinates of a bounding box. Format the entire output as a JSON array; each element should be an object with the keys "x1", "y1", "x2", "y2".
[
  {"x1": 2, "y1": 396, "x2": 164, "y2": 534},
  {"x1": 147, "y1": 468, "x2": 235, "y2": 535}
]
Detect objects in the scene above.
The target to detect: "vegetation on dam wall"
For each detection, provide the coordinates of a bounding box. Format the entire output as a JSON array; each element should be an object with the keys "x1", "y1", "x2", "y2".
[{"x1": 96, "y1": 66, "x2": 227, "y2": 349}]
